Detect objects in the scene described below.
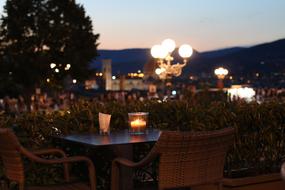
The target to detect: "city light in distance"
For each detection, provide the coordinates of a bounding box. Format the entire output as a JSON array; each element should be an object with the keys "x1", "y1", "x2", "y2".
[
  {"x1": 228, "y1": 86, "x2": 256, "y2": 102},
  {"x1": 50, "y1": 63, "x2": 56, "y2": 69},
  {"x1": 72, "y1": 79, "x2": 77, "y2": 84},
  {"x1": 128, "y1": 72, "x2": 144, "y2": 78},
  {"x1": 65, "y1": 64, "x2": 71, "y2": 71}
]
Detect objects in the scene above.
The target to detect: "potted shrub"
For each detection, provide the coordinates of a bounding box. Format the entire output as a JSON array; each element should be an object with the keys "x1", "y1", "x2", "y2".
[{"x1": 1, "y1": 99, "x2": 285, "y2": 190}]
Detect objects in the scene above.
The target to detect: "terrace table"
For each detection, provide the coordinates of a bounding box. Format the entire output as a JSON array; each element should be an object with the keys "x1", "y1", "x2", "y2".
[{"x1": 56, "y1": 129, "x2": 161, "y2": 190}]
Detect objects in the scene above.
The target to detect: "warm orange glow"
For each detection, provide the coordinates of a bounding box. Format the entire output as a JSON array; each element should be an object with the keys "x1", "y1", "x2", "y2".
[{"x1": 130, "y1": 119, "x2": 146, "y2": 129}]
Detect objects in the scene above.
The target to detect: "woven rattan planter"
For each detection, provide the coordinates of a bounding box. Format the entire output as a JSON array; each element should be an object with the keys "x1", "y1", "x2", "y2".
[
  {"x1": 222, "y1": 173, "x2": 285, "y2": 190},
  {"x1": 192, "y1": 173, "x2": 285, "y2": 190}
]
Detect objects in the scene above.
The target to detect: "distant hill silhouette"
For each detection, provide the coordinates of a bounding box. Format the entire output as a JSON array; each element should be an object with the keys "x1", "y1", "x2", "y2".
[
  {"x1": 90, "y1": 38, "x2": 285, "y2": 76},
  {"x1": 201, "y1": 47, "x2": 245, "y2": 58},
  {"x1": 186, "y1": 39, "x2": 285, "y2": 75}
]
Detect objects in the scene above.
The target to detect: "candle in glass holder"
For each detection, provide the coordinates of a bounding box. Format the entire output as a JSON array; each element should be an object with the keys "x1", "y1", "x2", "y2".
[{"x1": 128, "y1": 112, "x2": 148, "y2": 135}]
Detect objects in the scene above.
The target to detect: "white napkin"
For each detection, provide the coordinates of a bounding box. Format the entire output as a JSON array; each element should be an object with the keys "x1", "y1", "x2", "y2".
[{"x1": 99, "y1": 112, "x2": 111, "y2": 133}]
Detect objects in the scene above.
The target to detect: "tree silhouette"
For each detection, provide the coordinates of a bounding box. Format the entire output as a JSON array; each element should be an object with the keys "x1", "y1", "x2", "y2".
[{"x1": 0, "y1": 0, "x2": 99, "y2": 96}]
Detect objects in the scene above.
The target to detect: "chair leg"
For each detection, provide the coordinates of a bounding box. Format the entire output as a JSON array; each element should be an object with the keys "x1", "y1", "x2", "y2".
[
  {"x1": 218, "y1": 182, "x2": 223, "y2": 190},
  {"x1": 0, "y1": 179, "x2": 8, "y2": 190},
  {"x1": 63, "y1": 163, "x2": 70, "y2": 182},
  {"x1": 19, "y1": 182, "x2": 25, "y2": 190},
  {"x1": 111, "y1": 161, "x2": 120, "y2": 190}
]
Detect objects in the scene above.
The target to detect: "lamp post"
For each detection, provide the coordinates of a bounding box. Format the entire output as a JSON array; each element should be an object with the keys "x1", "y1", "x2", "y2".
[
  {"x1": 214, "y1": 67, "x2": 229, "y2": 89},
  {"x1": 151, "y1": 39, "x2": 193, "y2": 79}
]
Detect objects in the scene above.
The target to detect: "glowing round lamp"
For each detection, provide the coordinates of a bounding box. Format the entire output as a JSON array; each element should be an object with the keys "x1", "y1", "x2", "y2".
[
  {"x1": 224, "y1": 69, "x2": 229, "y2": 75},
  {"x1": 151, "y1": 45, "x2": 161, "y2": 58},
  {"x1": 214, "y1": 67, "x2": 228, "y2": 76},
  {"x1": 155, "y1": 68, "x2": 166, "y2": 75},
  {"x1": 155, "y1": 68, "x2": 162, "y2": 75},
  {"x1": 178, "y1": 44, "x2": 193, "y2": 58},
  {"x1": 158, "y1": 46, "x2": 168, "y2": 59},
  {"x1": 162, "y1": 39, "x2": 176, "y2": 53}
]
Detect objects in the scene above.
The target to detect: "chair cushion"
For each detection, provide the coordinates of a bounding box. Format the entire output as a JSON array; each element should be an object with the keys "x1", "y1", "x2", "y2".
[{"x1": 27, "y1": 182, "x2": 90, "y2": 190}]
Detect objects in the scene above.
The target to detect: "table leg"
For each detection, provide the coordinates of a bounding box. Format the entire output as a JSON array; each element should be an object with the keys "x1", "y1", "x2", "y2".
[{"x1": 113, "y1": 144, "x2": 134, "y2": 190}]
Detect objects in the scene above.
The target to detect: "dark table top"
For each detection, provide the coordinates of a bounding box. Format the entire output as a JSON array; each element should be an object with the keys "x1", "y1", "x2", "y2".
[{"x1": 56, "y1": 129, "x2": 161, "y2": 147}]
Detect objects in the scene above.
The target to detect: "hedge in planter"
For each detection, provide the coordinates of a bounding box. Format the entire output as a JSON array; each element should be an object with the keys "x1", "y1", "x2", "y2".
[{"x1": 1, "y1": 99, "x2": 285, "y2": 189}]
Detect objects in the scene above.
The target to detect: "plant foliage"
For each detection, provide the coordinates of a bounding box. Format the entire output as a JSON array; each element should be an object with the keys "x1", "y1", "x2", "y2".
[
  {"x1": 0, "y1": 0, "x2": 99, "y2": 95},
  {"x1": 1, "y1": 99, "x2": 285, "y2": 189}
]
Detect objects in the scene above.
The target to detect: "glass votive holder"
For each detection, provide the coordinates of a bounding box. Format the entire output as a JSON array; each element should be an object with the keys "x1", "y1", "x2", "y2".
[
  {"x1": 99, "y1": 112, "x2": 111, "y2": 135},
  {"x1": 128, "y1": 112, "x2": 148, "y2": 135}
]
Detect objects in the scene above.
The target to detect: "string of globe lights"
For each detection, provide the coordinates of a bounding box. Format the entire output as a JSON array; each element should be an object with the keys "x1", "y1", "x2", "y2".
[{"x1": 151, "y1": 39, "x2": 193, "y2": 79}]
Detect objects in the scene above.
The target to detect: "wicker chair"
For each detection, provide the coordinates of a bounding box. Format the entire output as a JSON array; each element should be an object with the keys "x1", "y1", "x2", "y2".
[
  {"x1": 111, "y1": 127, "x2": 235, "y2": 190},
  {"x1": 0, "y1": 128, "x2": 96, "y2": 190}
]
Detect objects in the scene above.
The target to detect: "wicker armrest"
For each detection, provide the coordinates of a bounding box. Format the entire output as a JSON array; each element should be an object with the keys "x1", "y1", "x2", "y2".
[
  {"x1": 38, "y1": 156, "x2": 94, "y2": 166},
  {"x1": 111, "y1": 150, "x2": 158, "y2": 190},
  {"x1": 21, "y1": 147, "x2": 93, "y2": 166},
  {"x1": 32, "y1": 148, "x2": 70, "y2": 182},
  {"x1": 20, "y1": 147, "x2": 96, "y2": 190},
  {"x1": 113, "y1": 158, "x2": 141, "y2": 168},
  {"x1": 113, "y1": 148, "x2": 158, "y2": 168},
  {"x1": 33, "y1": 148, "x2": 68, "y2": 157}
]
